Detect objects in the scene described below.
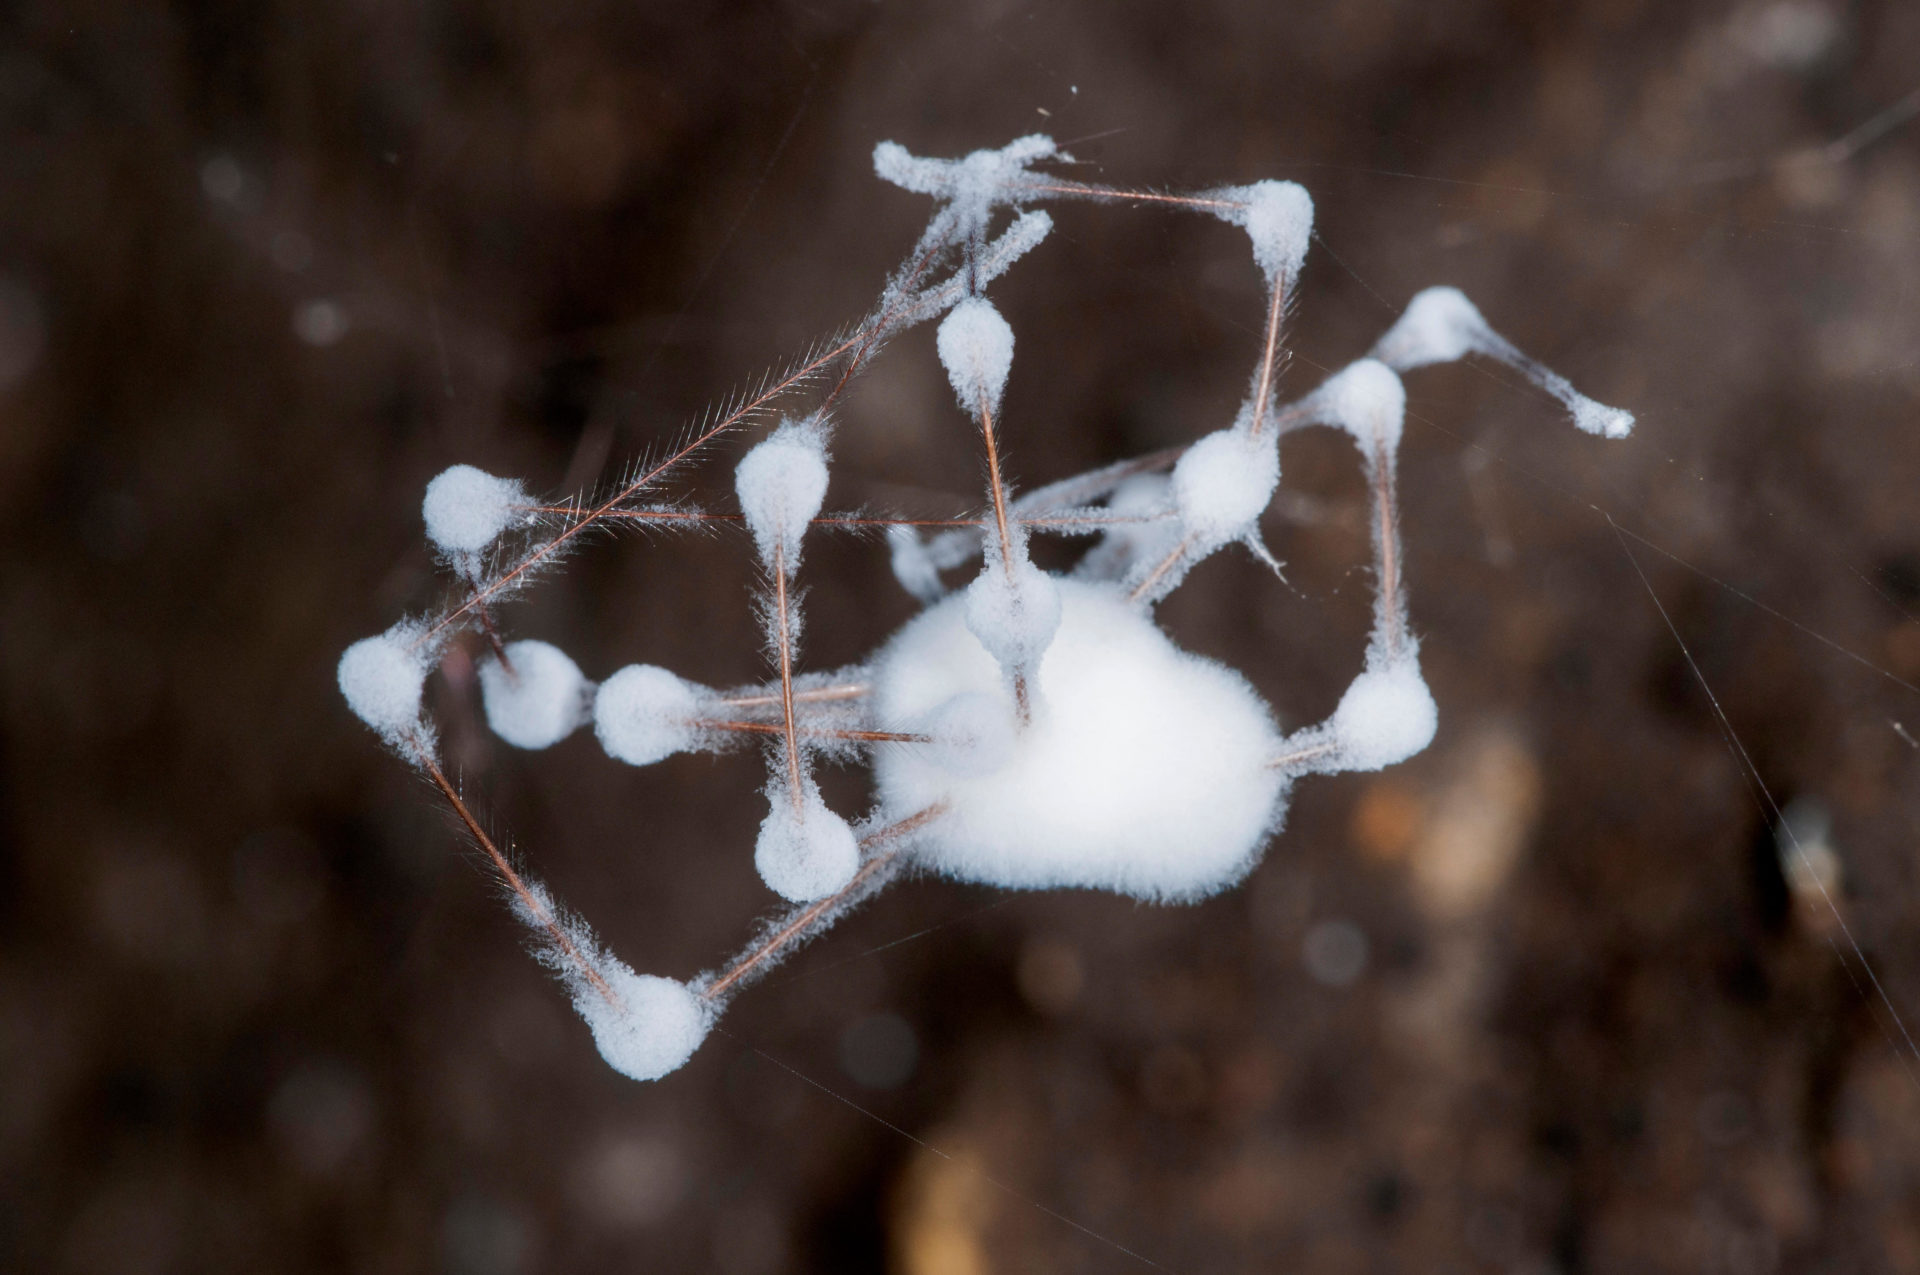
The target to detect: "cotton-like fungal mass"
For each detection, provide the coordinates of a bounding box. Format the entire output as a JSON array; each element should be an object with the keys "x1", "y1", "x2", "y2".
[
  {"x1": 873, "y1": 579, "x2": 1286, "y2": 901},
  {"x1": 754, "y1": 789, "x2": 861, "y2": 902},
  {"x1": 1371, "y1": 286, "x2": 1484, "y2": 370},
  {"x1": 1171, "y1": 427, "x2": 1281, "y2": 549},
  {"x1": 422, "y1": 463, "x2": 525, "y2": 555},
  {"x1": 1327, "y1": 651, "x2": 1439, "y2": 772},
  {"x1": 734, "y1": 418, "x2": 830, "y2": 571},
  {"x1": 338, "y1": 133, "x2": 1634, "y2": 1084},
  {"x1": 962, "y1": 548, "x2": 1061, "y2": 680},
  {"x1": 1212, "y1": 178, "x2": 1315, "y2": 288},
  {"x1": 913, "y1": 691, "x2": 1016, "y2": 778},
  {"x1": 572, "y1": 966, "x2": 712, "y2": 1084},
  {"x1": 478, "y1": 640, "x2": 591, "y2": 750},
  {"x1": 337, "y1": 627, "x2": 429, "y2": 742},
  {"x1": 1306, "y1": 359, "x2": 1407, "y2": 450},
  {"x1": 594, "y1": 664, "x2": 700, "y2": 767},
  {"x1": 1371, "y1": 287, "x2": 1635, "y2": 439},
  {"x1": 936, "y1": 296, "x2": 1016, "y2": 416}
]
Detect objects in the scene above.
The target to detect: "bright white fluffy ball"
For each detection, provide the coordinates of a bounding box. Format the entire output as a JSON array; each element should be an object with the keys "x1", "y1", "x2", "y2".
[
  {"x1": 735, "y1": 420, "x2": 830, "y2": 571},
  {"x1": 1171, "y1": 427, "x2": 1279, "y2": 548},
  {"x1": 479, "y1": 640, "x2": 591, "y2": 750},
  {"x1": 1329, "y1": 653, "x2": 1438, "y2": 772},
  {"x1": 873, "y1": 578, "x2": 1285, "y2": 901},
  {"x1": 963, "y1": 553, "x2": 1061, "y2": 678},
  {"x1": 338, "y1": 629, "x2": 429, "y2": 741},
  {"x1": 754, "y1": 791, "x2": 860, "y2": 902},
  {"x1": 573, "y1": 967, "x2": 711, "y2": 1083},
  {"x1": 1307, "y1": 359, "x2": 1406, "y2": 451},
  {"x1": 1212, "y1": 180, "x2": 1314, "y2": 287},
  {"x1": 1371, "y1": 286, "x2": 1482, "y2": 371},
  {"x1": 595, "y1": 665, "x2": 699, "y2": 767},
  {"x1": 422, "y1": 464, "x2": 525, "y2": 555},
  {"x1": 936, "y1": 297, "x2": 1015, "y2": 416}
]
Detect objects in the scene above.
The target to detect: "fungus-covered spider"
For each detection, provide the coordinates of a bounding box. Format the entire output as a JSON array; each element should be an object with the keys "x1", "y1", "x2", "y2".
[{"x1": 338, "y1": 135, "x2": 1632, "y2": 1082}]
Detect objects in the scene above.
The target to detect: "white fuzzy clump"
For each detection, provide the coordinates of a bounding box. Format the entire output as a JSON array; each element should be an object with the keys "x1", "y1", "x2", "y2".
[
  {"x1": 913, "y1": 691, "x2": 1017, "y2": 777},
  {"x1": 595, "y1": 664, "x2": 701, "y2": 767},
  {"x1": 1371, "y1": 287, "x2": 1634, "y2": 439},
  {"x1": 573, "y1": 966, "x2": 712, "y2": 1083},
  {"x1": 422, "y1": 464, "x2": 526, "y2": 556},
  {"x1": 873, "y1": 579, "x2": 1286, "y2": 901},
  {"x1": 963, "y1": 550, "x2": 1062, "y2": 684},
  {"x1": 1569, "y1": 397, "x2": 1635, "y2": 440},
  {"x1": 1303, "y1": 359, "x2": 1407, "y2": 451},
  {"x1": 754, "y1": 790, "x2": 861, "y2": 902},
  {"x1": 937, "y1": 297, "x2": 1016, "y2": 418},
  {"x1": 1171, "y1": 427, "x2": 1280, "y2": 549},
  {"x1": 1210, "y1": 180, "x2": 1315, "y2": 288},
  {"x1": 873, "y1": 135, "x2": 1058, "y2": 236},
  {"x1": 735, "y1": 418, "x2": 830, "y2": 572},
  {"x1": 1328, "y1": 650, "x2": 1438, "y2": 772},
  {"x1": 1371, "y1": 286, "x2": 1482, "y2": 369},
  {"x1": 479, "y1": 639, "x2": 591, "y2": 750},
  {"x1": 338, "y1": 626, "x2": 431, "y2": 744}
]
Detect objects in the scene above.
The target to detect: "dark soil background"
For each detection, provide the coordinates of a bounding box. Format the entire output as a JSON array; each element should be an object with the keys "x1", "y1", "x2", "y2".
[{"x1": 5, "y1": 1, "x2": 1920, "y2": 1271}]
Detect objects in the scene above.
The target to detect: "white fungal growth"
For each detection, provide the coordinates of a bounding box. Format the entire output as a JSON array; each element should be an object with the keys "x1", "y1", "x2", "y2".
[
  {"x1": 754, "y1": 789, "x2": 861, "y2": 902},
  {"x1": 338, "y1": 626, "x2": 431, "y2": 745},
  {"x1": 963, "y1": 546, "x2": 1062, "y2": 687},
  {"x1": 874, "y1": 579, "x2": 1285, "y2": 901},
  {"x1": 595, "y1": 665, "x2": 701, "y2": 767},
  {"x1": 1171, "y1": 427, "x2": 1280, "y2": 549},
  {"x1": 735, "y1": 418, "x2": 831, "y2": 573},
  {"x1": 1328, "y1": 649, "x2": 1439, "y2": 772},
  {"x1": 1568, "y1": 397, "x2": 1636, "y2": 440},
  {"x1": 516, "y1": 872, "x2": 711, "y2": 1082},
  {"x1": 1304, "y1": 359, "x2": 1407, "y2": 451},
  {"x1": 1371, "y1": 287, "x2": 1634, "y2": 439},
  {"x1": 422, "y1": 464, "x2": 527, "y2": 556},
  {"x1": 937, "y1": 297, "x2": 1016, "y2": 418},
  {"x1": 573, "y1": 966, "x2": 712, "y2": 1083},
  {"x1": 479, "y1": 640, "x2": 591, "y2": 750},
  {"x1": 1209, "y1": 180, "x2": 1315, "y2": 288},
  {"x1": 1371, "y1": 286, "x2": 1482, "y2": 368},
  {"x1": 913, "y1": 691, "x2": 1017, "y2": 778},
  {"x1": 339, "y1": 135, "x2": 1639, "y2": 1088},
  {"x1": 873, "y1": 134, "x2": 1059, "y2": 232}
]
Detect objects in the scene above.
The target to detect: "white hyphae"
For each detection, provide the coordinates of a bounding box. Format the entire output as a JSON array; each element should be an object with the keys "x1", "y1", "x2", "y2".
[
  {"x1": 571, "y1": 965, "x2": 712, "y2": 1083},
  {"x1": 936, "y1": 297, "x2": 1016, "y2": 416},
  {"x1": 478, "y1": 639, "x2": 591, "y2": 750},
  {"x1": 594, "y1": 664, "x2": 701, "y2": 767},
  {"x1": 422, "y1": 464, "x2": 527, "y2": 556},
  {"x1": 1208, "y1": 179, "x2": 1314, "y2": 288},
  {"x1": 873, "y1": 134, "x2": 1059, "y2": 237},
  {"x1": 872, "y1": 578, "x2": 1286, "y2": 901},
  {"x1": 913, "y1": 691, "x2": 1017, "y2": 778},
  {"x1": 1304, "y1": 359, "x2": 1407, "y2": 450},
  {"x1": 754, "y1": 789, "x2": 861, "y2": 902},
  {"x1": 963, "y1": 548, "x2": 1062, "y2": 678},
  {"x1": 735, "y1": 418, "x2": 831, "y2": 571},
  {"x1": 1327, "y1": 648, "x2": 1438, "y2": 772},
  {"x1": 337, "y1": 625, "x2": 431, "y2": 743},
  {"x1": 1171, "y1": 426, "x2": 1280, "y2": 549},
  {"x1": 1371, "y1": 287, "x2": 1634, "y2": 440}
]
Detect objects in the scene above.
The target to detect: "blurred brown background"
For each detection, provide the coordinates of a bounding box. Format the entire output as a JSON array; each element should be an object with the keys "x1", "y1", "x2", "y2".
[{"x1": 5, "y1": 0, "x2": 1920, "y2": 1271}]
